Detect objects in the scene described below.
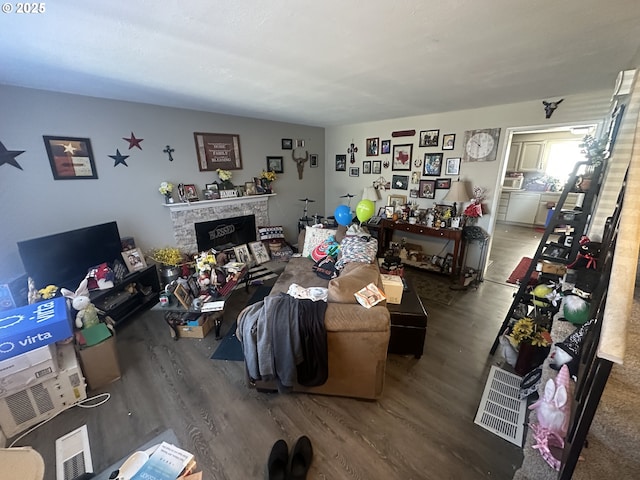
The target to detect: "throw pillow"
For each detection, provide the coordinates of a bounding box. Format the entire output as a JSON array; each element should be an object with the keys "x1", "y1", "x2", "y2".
[
  {"x1": 301, "y1": 226, "x2": 338, "y2": 258},
  {"x1": 328, "y1": 262, "x2": 381, "y2": 303},
  {"x1": 335, "y1": 235, "x2": 378, "y2": 270},
  {"x1": 310, "y1": 235, "x2": 340, "y2": 262}
]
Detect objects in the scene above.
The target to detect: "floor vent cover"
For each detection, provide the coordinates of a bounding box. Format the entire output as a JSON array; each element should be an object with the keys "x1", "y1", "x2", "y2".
[
  {"x1": 474, "y1": 365, "x2": 527, "y2": 446},
  {"x1": 56, "y1": 425, "x2": 93, "y2": 480}
]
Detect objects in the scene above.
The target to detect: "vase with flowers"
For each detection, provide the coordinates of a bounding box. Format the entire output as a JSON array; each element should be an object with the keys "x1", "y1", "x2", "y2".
[
  {"x1": 508, "y1": 317, "x2": 552, "y2": 375},
  {"x1": 216, "y1": 169, "x2": 234, "y2": 190},
  {"x1": 260, "y1": 170, "x2": 277, "y2": 193},
  {"x1": 148, "y1": 246, "x2": 192, "y2": 286},
  {"x1": 463, "y1": 185, "x2": 486, "y2": 225},
  {"x1": 159, "y1": 181, "x2": 174, "y2": 203}
]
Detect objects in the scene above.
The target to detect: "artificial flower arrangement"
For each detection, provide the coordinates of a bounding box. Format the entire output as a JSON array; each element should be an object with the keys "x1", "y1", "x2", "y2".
[
  {"x1": 260, "y1": 170, "x2": 277, "y2": 183},
  {"x1": 148, "y1": 247, "x2": 189, "y2": 267},
  {"x1": 159, "y1": 182, "x2": 174, "y2": 201},
  {"x1": 508, "y1": 317, "x2": 551, "y2": 348},
  {"x1": 216, "y1": 168, "x2": 234, "y2": 190},
  {"x1": 463, "y1": 185, "x2": 487, "y2": 218},
  {"x1": 195, "y1": 250, "x2": 217, "y2": 273}
]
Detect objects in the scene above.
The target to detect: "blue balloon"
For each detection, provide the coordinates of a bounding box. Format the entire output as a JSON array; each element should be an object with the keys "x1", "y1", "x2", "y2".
[{"x1": 334, "y1": 205, "x2": 352, "y2": 226}]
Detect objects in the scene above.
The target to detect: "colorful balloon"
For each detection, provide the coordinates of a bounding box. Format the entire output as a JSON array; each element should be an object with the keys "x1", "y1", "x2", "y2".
[
  {"x1": 355, "y1": 200, "x2": 375, "y2": 223},
  {"x1": 334, "y1": 205, "x2": 352, "y2": 226}
]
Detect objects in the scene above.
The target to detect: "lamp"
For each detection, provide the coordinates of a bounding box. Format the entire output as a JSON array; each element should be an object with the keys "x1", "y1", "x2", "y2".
[
  {"x1": 444, "y1": 179, "x2": 470, "y2": 217},
  {"x1": 362, "y1": 186, "x2": 381, "y2": 202}
]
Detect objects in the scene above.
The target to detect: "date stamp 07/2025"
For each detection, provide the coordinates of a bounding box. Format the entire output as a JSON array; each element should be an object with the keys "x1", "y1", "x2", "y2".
[{"x1": 2, "y1": 2, "x2": 46, "y2": 14}]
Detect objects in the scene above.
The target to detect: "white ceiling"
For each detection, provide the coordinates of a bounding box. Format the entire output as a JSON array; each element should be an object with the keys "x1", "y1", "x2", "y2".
[{"x1": 2, "y1": 0, "x2": 639, "y2": 127}]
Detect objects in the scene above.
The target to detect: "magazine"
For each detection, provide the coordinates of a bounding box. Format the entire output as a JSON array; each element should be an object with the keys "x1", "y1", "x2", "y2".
[
  {"x1": 354, "y1": 282, "x2": 386, "y2": 308},
  {"x1": 131, "y1": 442, "x2": 194, "y2": 480}
]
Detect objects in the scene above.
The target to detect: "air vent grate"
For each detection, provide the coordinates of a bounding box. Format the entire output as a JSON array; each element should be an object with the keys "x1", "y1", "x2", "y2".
[
  {"x1": 474, "y1": 365, "x2": 527, "y2": 446},
  {"x1": 56, "y1": 425, "x2": 92, "y2": 480}
]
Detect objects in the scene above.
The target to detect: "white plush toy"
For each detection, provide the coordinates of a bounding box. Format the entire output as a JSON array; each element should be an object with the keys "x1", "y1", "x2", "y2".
[{"x1": 61, "y1": 279, "x2": 101, "y2": 329}]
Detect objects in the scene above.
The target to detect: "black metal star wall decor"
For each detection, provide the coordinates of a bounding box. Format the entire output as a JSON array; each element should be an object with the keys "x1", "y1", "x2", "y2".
[
  {"x1": 163, "y1": 145, "x2": 175, "y2": 161},
  {"x1": 123, "y1": 132, "x2": 144, "y2": 150},
  {"x1": 0, "y1": 141, "x2": 25, "y2": 170},
  {"x1": 347, "y1": 142, "x2": 358, "y2": 164},
  {"x1": 109, "y1": 149, "x2": 130, "y2": 167}
]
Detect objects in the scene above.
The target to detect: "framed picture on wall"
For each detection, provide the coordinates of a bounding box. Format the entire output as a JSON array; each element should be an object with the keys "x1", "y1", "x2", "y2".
[
  {"x1": 442, "y1": 133, "x2": 456, "y2": 150},
  {"x1": 445, "y1": 157, "x2": 461, "y2": 175},
  {"x1": 391, "y1": 144, "x2": 412, "y2": 171},
  {"x1": 372, "y1": 160, "x2": 382, "y2": 174},
  {"x1": 419, "y1": 180, "x2": 436, "y2": 199},
  {"x1": 349, "y1": 167, "x2": 360, "y2": 177},
  {"x1": 194, "y1": 132, "x2": 242, "y2": 171},
  {"x1": 363, "y1": 161, "x2": 371, "y2": 174},
  {"x1": 266, "y1": 156, "x2": 284, "y2": 173},
  {"x1": 423, "y1": 153, "x2": 443, "y2": 176},
  {"x1": 336, "y1": 154, "x2": 347, "y2": 171},
  {"x1": 419, "y1": 130, "x2": 439, "y2": 147},
  {"x1": 366, "y1": 137, "x2": 379, "y2": 156},
  {"x1": 281, "y1": 138, "x2": 293, "y2": 150},
  {"x1": 381, "y1": 140, "x2": 391, "y2": 155},
  {"x1": 43, "y1": 136, "x2": 98, "y2": 180},
  {"x1": 436, "y1": 178, "x2": 451, "y2": 189},
  {"x1": 392, "y1": 174, "x2": 409, "y2": 190}
]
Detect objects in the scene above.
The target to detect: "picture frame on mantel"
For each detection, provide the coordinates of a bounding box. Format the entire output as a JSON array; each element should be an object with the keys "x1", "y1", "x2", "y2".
[
  {"x1": 194, "y1": 132, "x2": 242, "y2": 171},
  {"x1": 43, "y1": 136, "x2": 98, "y2": 180}
]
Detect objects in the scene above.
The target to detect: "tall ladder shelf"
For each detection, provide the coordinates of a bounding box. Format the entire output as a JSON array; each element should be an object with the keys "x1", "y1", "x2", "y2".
[{"x1": 490, "y1": 158, "x2": 607, "y2": 355}]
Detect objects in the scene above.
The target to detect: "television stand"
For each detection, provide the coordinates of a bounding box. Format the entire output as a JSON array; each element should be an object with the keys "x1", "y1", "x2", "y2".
[{"x1": 90, "y1": 265, "x2": 160, "y2": 325}]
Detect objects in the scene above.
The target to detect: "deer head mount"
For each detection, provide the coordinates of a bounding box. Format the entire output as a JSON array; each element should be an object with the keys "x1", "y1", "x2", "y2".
[
  {"x1": 292, "y1": 149, "x2": 309, "y2": 179},
  {"x1": 543, "y1": 99, "x2": 564, "y2": 119}
]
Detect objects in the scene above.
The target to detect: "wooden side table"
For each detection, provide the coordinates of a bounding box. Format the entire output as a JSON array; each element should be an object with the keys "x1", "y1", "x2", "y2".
[{"x1": 386, "y1": 279, "x2": 428, "y2": 358}]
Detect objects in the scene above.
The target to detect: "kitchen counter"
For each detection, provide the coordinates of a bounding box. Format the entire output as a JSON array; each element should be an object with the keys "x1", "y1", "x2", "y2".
[{"x1": 498, "y1": 191, "x2": 579, "y2": 226}]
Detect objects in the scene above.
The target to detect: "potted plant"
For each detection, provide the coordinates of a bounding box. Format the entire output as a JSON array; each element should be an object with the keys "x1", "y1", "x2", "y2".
[
  {"x1": 508, "y1": 317, "x2": 552, "y2": 375},
  {"x1": 216, "y1": 169, "x2": 234, "y2": 190}
]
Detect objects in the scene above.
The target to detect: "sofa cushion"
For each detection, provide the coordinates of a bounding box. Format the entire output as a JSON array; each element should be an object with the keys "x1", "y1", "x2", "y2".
[
  {"x1": 301, "y1": 226, "x2": 338, "y2": 258},
  {"x1": 327, "y1": 262, "x2": 381, "y2": 303}
]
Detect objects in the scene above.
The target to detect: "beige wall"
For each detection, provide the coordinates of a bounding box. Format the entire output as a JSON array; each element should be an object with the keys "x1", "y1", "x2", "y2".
[{"x1": 0, "y1": 86, "x2": 325, "y2": 281}]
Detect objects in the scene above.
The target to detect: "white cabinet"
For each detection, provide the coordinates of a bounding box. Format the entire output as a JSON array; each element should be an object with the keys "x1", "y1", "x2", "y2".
[
  {"x1": 506, "y1": 142, "x2": 521, "y2": 171},
  {"x1": 505, "y1": 193, "x2": 540, "y2": 224},
  {"x1": 519, "y1": 141, "x2": 546, "y2": 171},
  {"x1": 506, "y1": 140, "x2": 547, "y2": 172}
]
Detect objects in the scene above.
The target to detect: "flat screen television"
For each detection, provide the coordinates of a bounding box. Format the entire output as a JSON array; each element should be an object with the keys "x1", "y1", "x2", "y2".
[{"x1": 18, "y1": 221, "x2": 123, "y2": 290}]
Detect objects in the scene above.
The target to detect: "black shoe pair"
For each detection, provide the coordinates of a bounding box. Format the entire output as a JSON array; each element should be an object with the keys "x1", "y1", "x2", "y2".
[{"x1": 267, "y1": 435, "x2": 313, "y2": 480}]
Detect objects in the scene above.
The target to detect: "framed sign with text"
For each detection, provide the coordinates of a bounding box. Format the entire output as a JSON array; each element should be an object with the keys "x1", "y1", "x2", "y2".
[{"x1": 194, "y1": 132, "x2": 243, "y2": 171}]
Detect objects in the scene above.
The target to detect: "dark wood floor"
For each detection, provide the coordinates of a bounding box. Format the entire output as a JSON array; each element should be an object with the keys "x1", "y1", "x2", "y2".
[{"x1": 13, "y1": 225, "x2": 540, "y2": 480}]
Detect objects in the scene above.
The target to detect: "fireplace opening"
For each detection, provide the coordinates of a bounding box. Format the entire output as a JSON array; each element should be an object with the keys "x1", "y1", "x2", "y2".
[{"x1": 195, "y1": 215, "x2": 257, "y2": 251}]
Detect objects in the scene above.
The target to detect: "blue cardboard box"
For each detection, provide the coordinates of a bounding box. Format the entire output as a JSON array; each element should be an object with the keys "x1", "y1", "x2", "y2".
[{"x1": 0, "y1": 297, "x2": 72, "y2": 361}]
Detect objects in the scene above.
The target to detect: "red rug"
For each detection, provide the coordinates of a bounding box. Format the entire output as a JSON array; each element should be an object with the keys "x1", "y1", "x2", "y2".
[{"x1": 507, "y1": 257, "x2": 539, "y2": 285}]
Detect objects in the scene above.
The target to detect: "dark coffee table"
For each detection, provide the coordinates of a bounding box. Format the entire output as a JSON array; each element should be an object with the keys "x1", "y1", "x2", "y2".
[{"x1": 386, "y1": 278, "x2": 428, "y2": 358}]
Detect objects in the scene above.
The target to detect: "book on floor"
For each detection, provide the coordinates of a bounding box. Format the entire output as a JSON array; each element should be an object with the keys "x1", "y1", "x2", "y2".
[{"x1": 130, "y1": 441, "x2": 194, "y2": 480}]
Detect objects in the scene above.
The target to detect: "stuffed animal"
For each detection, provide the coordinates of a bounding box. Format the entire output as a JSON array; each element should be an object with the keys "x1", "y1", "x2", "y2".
[
  {"x1": 529, "y1": 364, "x2": 571, "y2": 438},
  {"x1": 61, "y1": 279, "x2": 101, "y2": 329}
]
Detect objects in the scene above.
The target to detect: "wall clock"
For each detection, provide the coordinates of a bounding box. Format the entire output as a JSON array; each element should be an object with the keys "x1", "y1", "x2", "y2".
[{"x1": 462, "y1": 128, "x2": 501, "y2": 162}]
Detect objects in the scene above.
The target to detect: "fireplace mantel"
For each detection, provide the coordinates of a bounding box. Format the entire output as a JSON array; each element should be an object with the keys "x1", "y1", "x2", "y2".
[
  {"x1": 165, "y1": 194, "x2": 275, "y2": 253},
  {"x1": 164, "y1": 193, "x2": 276, "y2": 212}
]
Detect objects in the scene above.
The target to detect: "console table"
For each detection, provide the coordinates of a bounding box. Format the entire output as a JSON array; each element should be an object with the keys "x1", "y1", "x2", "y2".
[{"x1": 377, "y1": 219, "x2": 465, "y2": 279}]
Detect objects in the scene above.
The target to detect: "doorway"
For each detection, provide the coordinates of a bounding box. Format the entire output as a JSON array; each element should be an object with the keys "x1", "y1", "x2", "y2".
[{"x1": 483, "y1": 122, "x2": 599, "y2": 284}]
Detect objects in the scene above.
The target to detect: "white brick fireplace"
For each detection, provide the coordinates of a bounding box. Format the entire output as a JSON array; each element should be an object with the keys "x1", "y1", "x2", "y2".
[{"x1": 164, "y1": 195, "x2": 274, "y2": 253}]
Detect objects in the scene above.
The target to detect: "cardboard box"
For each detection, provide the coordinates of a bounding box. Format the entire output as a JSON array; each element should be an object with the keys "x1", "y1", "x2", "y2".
[
  {"x1": 0, "y1": 344, "x2": 56, "y2": 378},
  {"x1": 0, "y1": 346, "x2": 58, "y2": 398},
  {"x1": 380, "y1": 274, "x2": 403, "y2": 304},
  {"x1": 176, "y1": 314, "x2": 216, "y2": 339},
  {"x1": 541, "y1": 261, "x2": 567, "y2": 276},
  {"x1": 0, "y1": 297, "x2": 72, "y2": 362},
  {"x1": 77, "y1": 334, "x2": 121, "y2": 390}
]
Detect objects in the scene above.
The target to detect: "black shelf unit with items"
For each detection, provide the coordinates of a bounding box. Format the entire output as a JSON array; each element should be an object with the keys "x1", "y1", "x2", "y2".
[
  {"x1": 89, "y1": 265, "x2": 161, "y2": 325},
  {"x1": 490, "y1": 157, "x2": 607, "y2": 355}
]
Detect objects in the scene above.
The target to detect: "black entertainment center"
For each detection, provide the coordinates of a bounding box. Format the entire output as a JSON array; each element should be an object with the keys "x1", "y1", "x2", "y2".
[{"x1": 17, "y1": 221, "x2": 160, "y2": 325}]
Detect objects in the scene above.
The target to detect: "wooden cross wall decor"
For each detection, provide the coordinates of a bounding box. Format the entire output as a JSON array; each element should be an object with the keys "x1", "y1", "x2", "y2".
[
  {"x1": 163, "y1": 145, "x2": 175, "y2": 161},
  {"x1": 348, "y1": 142, "x2": 358, "y2": 164}
]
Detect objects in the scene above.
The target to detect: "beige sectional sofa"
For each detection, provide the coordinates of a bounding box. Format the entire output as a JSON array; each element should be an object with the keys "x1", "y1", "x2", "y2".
[{"x1": 245, "y1": 228, "x2": 391, "y2": 400}]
